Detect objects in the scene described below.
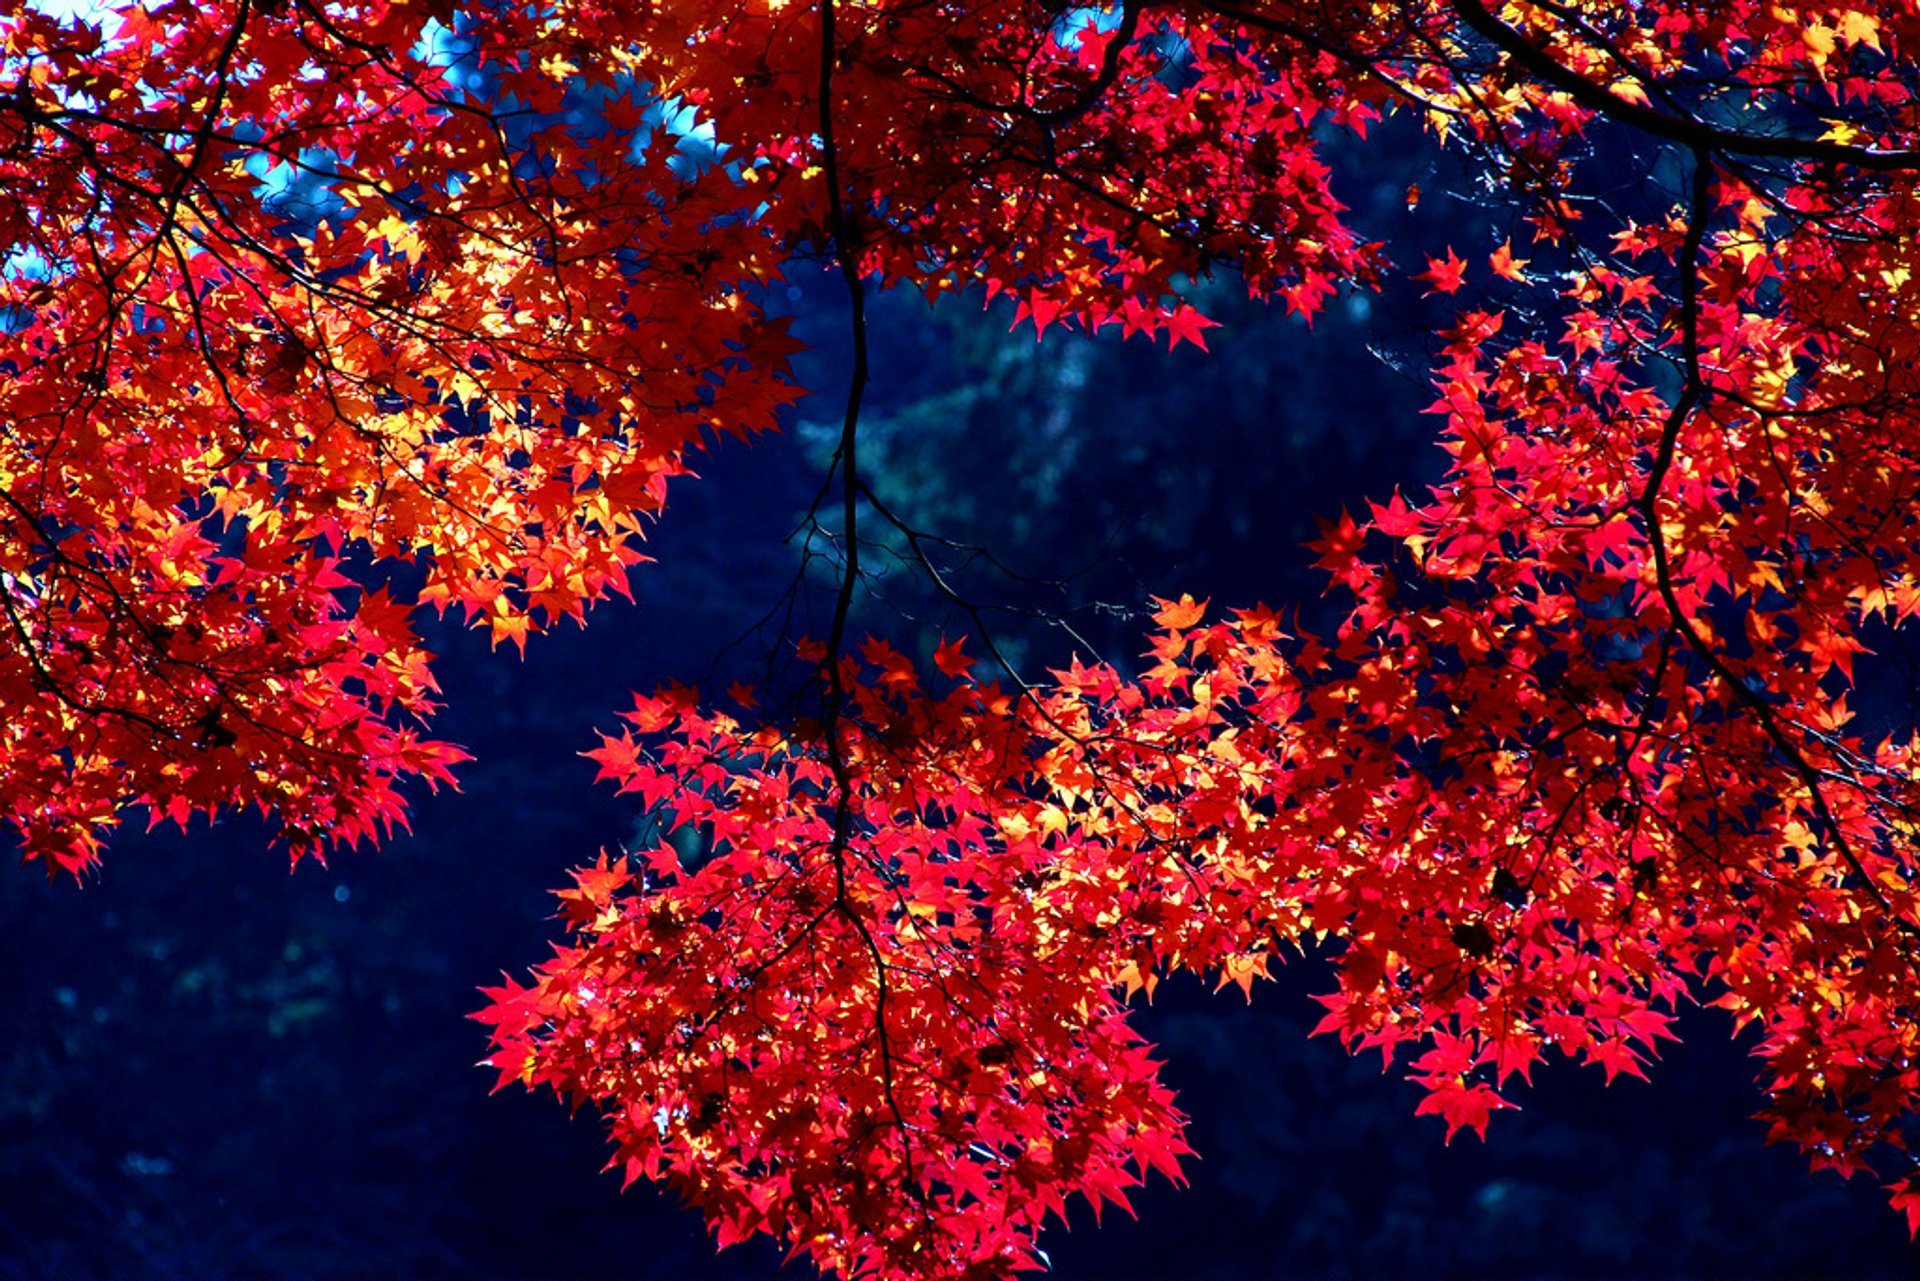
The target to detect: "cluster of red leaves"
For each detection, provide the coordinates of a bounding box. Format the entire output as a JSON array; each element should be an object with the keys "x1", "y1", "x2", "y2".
[
  {"x1": 479, "y1": 653, "x2": 1196, "y2": 1280},
  {"x1": 1306, "y1": 175, "x2": 1920, "y2": 1175},
  {"x1": 476, "y1": 1, "x2": 1920, "y2": 1270},
  {"x1": 0, "y1": 0, "x2": 1407, "y2": 868},
  {"x1": 0, "y1": 0, "x2": 800, "y2": 867},
  {"x1": 490, "y1": 554, "x2": 1920, "y2": 1272}
]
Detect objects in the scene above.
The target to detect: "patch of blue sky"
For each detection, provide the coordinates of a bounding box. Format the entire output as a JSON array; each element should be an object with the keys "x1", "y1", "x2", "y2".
[
  {"x1": 1, "y1": 247, "x2": 54, "y2": 334},
  {"x1": 416, "y1": 15, "x2": 493, "y2": 100},
  {"x1": 11, "y1": 0, "x2": 114, "y2": 112},
  {"x1": 1053, "y1": 2, "x2": 1125, "y2": 48},
  {"x1": 667, "y1": 110, "x2": 726, "y2": 181},
  {"x1": 19, "y1": 0, "x2": 117, "y2": 25},
  {"x1": 4, "y1": 246, "x2": 54, "y2": 282},
  {"x1": 258, "y1": 146, "x2": 353, "y2": 233},
  {"x1": 413, "y1": 13, "x2": 730, "y2": 186},
  {"x1": 12, "y1": 0, "x2": 746, "y2": 298}
]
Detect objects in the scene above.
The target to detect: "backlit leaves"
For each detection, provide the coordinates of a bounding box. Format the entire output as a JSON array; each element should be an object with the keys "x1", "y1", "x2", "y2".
[{"x1": 468, "y1": 2, "x2": 1920, "y2": 1272}]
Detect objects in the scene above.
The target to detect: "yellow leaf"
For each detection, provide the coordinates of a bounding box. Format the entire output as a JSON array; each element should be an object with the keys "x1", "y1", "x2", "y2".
[
  {"x1": 1802, "y1": 21, "x2": 1836, "y2": 72},
  {"x1": 1836, "y1": 10, "x2": 1882, "y2": 51},
  {"x1": 1152, "y1": 593, "x2": 1207, "y2": 630},
  {"x1": 1610, "y1": 78, "x2": 1651, "y2": 108}
]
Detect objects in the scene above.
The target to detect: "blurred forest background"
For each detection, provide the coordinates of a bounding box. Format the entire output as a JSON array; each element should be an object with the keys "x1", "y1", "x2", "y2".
[{"x1": 5, "y1": 117, "x2": 1919, "y2": 1280}]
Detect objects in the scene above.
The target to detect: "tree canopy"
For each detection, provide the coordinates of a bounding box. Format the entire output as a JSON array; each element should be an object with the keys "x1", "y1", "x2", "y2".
[{"x1": 8, "y1": 0, "x2": 1920, "y2": 1277}]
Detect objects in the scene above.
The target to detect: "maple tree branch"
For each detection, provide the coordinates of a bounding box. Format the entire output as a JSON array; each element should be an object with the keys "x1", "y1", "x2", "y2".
[
  {"x1": 854, "y1": 480, "x2": 1042, "y2": 689},
  {"x1": 915, "y1": 0, "x2": 1144, "y2": 128},
  {"x1": 1196, "y1": 0, "x2": 1470, "y2": 121},
  {"x1": 814, "y1": 0, "x2": 925, "y2": 1197},
  {"x1": 155, "y1": 0, "x2": 251, "y2": 239},
  {"x1": 850, "y1": 476, "x2": 1228, "y2": 930},
  {"x1": 807, "y1": 4, "x2": 1216, "y2": 1165},
  {"x1": 815, "y1": 0, "x2": 868, "y2": 891},
  {"x1": 1450, "y1": 0, "x2": 1920, "y2": 171},
  {"x1": 1040, "y1": 0, "x2": 1144, "y2": 126},
  {"x1": 1636, "y1": 149, "x2": 1920, "y2": 940},
  {"x1": 1518, "y1": 0, "x2": 1686, "y2": 116}
]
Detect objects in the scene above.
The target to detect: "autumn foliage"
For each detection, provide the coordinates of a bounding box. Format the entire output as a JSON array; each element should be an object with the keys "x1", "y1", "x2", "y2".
[{"x1": 10, "y1": 0, "x2": 1920, "y2": 1274}]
